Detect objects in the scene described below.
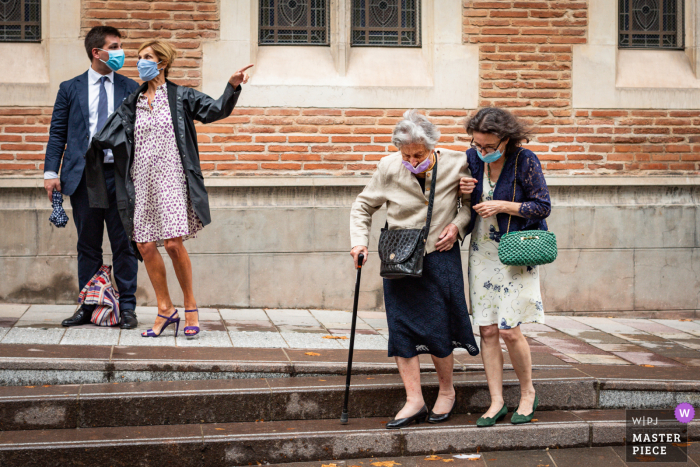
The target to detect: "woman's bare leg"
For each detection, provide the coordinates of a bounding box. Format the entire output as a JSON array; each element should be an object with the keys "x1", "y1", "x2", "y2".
[
  {"x1": 137, "y1": 241, "x2": 177, "y2": 333},
  {"x1": 479, "y1": 324, "x2": 505, "y2": 417},
  {"x1": 163, "y1": 237, "x2": 198, "y2": 333},
  {"x1": 394, "y1": 356, "x2": 426, "y2": 418},
  {"x1": 500, "y1": 326, "x2": 536, "y2": 416},
  {"x1": 430, "y1": 353, "x2": 456, "y2": 414}
]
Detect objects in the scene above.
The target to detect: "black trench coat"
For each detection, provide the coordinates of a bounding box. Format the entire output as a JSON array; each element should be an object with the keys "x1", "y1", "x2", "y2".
[{"x1": 85, "y1": 80, "x2": 241, "y2": 259}]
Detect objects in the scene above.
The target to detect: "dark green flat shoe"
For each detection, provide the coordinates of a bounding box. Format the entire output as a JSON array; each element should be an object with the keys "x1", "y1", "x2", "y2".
[
  {"x1": 476, "y1": 404, "x2": 508, "y2": 427},
  {"x1": 511, "y1": 394, "x2": 539, "y2": 424}
]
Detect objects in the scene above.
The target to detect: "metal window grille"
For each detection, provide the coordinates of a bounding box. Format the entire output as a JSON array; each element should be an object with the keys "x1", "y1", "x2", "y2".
[
  {"x1": 619, "y1": 0, "x2": 684, "y2": 49},
  {"x1": 0, "y1": 0, "x2": 40, "y2": 42},
  {"x1": 352, "y1": 0, "x2": 420, "y2": 47},
  {"x1": 259, "y1": 0, "x2": 329, "y2": 45}
]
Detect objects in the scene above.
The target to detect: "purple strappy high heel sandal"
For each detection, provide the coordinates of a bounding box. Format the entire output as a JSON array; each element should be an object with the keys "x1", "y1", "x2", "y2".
[
  {"x1": 184, "y1": 309, "x2": 200, "y2": 338},
  {"x1": 141, "y1": 310, "x2": 180, "y2": 338}
]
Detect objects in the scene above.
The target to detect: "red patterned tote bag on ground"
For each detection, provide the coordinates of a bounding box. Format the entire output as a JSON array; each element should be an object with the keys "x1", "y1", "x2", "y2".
[{"x1": 78, "y1": 265, "x2": 121, "y2": 326}]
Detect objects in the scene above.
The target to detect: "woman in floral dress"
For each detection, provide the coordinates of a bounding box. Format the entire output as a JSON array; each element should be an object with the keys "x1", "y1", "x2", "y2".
[
  {"x1": 460, "y1": 108, "x2": 551, "y2": 426},
  {"x1": 86, "y1": 40, "x2": 253, "y2": 338}
]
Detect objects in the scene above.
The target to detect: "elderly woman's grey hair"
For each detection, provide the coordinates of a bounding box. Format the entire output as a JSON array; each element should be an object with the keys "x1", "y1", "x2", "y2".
[{"x1": 392, "y1": 109, "x2": 441, "y2": 150}]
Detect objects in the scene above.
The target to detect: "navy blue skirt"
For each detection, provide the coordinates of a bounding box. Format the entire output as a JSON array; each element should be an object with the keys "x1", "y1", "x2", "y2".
[{"x1": 383, "y1": 245, "x2": 480, "y2": 359}]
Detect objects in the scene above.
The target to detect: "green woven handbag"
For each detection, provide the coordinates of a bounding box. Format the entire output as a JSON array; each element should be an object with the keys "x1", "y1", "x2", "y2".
[{"x1": 497, "y1": 150, "x2": 558, "y2": 267}]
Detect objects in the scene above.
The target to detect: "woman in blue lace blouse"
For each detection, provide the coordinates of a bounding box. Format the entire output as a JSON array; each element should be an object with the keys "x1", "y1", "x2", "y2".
[{"x1": 460, "y1": 107, "x2": 551, "y2": 427}]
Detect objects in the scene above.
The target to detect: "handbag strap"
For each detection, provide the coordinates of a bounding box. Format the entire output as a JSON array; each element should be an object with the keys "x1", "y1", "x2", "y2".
[
  {"x1": 505, "y1": 148, "x2": 523, "y2": 235},
  {"x1": 424, "y1": 153, "x2": 438, "y2": 233}
]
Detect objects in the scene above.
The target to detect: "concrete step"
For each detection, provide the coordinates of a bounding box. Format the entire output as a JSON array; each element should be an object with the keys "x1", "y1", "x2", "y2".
[
  {"x1": 2, "y1": 366, "x2": 699, "y2": 431},
  {"x1": 0, "y1": 344, "x2": 571, "y2": 386},
  {"x1": 0, "y1": 410, "x2": 697, "y2": 466},
  {"x1": 0, "y1": 369, "x2": 593, "y2": 431}
]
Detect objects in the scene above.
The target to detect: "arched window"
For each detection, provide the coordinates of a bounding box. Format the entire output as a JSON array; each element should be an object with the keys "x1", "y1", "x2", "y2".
[
  {"x1": 0, "y1": 0, "x2": 41, "y2": 42},
  {"x1": 259, "y1": 0, "x2": 329, "y2": 45},
  {"x1": 352, "y1": 0, "x2": 420, "y2": 47},
  {"x1": 619, "y1": 0, "x2": 684, "y2": 49}
]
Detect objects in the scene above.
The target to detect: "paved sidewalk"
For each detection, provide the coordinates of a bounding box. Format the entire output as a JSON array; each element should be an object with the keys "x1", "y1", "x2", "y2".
[
  {"x1": 1, "y1": 304, "x2": 700, "y2": 367},
  {"x1": 264, "y1": 445, "x2": 700, "y2": 467}
]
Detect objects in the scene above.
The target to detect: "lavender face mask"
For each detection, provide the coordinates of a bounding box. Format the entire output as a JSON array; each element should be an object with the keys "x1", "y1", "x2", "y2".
[{"x1": 402, "y1": 155, "x2": 433, "y2": 174}]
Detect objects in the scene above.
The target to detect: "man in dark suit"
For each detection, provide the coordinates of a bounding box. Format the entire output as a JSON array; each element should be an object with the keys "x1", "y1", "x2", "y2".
[{"x1": 44, "y1": 26, "x2": 140, "y2": 329}]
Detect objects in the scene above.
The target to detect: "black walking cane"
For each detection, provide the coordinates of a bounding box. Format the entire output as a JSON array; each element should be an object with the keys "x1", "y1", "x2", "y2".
[{"x1": 340, "y1": 252, "x2": 364, "y2": 424}]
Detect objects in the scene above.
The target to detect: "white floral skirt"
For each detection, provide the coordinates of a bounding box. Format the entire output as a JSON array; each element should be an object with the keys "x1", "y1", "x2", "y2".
[{"x1": 467, "y1": 188, "x2": 544, "y2": 329}]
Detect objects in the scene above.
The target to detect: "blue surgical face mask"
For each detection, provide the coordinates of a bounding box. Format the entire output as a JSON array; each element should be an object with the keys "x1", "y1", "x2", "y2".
[
  {"x1": 476, "y1": 148, "x2": 503, "y2": 164},
  {"x1": 137, "y1": 59, "x2": 163, "y2": 82},
  {"x1": 99, "y1": 48, "x2": 125, "y2": 72}
]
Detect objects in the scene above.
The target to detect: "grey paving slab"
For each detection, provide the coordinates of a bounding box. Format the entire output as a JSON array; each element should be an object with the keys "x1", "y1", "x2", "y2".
[
  {"x1": 544, "y1": 315, "x2": 596, "y2": 331},
  {"x1": 15, "y1": 311, "x2": 67, "y2": 323},
  {"x1": 337, "y1": 333, "x2": 389, "y2": 350},
  {"x1": 570, "y1": 317, "x2": 648, "y2": 334},
  {"x1": 1, "y1": 327, "x2": 66, "y2": 344},
  {"x1": 224, "y1": 320, "x2": 278, "y2": 332},
  {"x1": 652, "y1": 319, "x2": 700, "y2": 336},
  {"x1": 0, "y1": 304, "x2": 29, "y2": 318},
  {"x1": 60, "y1": 328, "x2": 121, "y2": 346},
  {"x1": 12, "y1": 320, "x2": 65, "y2": 329},
  {"x1": 25, "y1": 305, "x2": 78, "y2": 314},
  {"x1": 228, "y1": 331, "x2": 288, "y2": 348},
  {"x1": 566, "y1": 354, "x2": 631, "y2": 365},
  {"x1": 175, "y1": 331, "x2": 233, "y2": 347},
  {"x1": 361, "y1": 318, "x2": 389, "y2": 329},
  {"x1": 219, "y1": 308, "x2": 269, "y2": 321},
  {"x1": 308, "y1": 309, "x2": 354, "y2": 323},
  {"x1": 133, "y1": 307, "x2": 160, "y2": 316},
  {"x1": 265, "y1": 309, "x2": 320, "y2": 326},
  {"x1": 118, "y1": 329, "x2": 176, "y2": 346},
  {"x1": 323, "y1": 321, "x2": 374, "y2": 330},
  {"x1": 276, "y1": 325, "x2": 328, "y2": 334},
  {"x1": 0, "y1": 328, "x2": 9, "y2": 342},
  {"x1": 357, "y1": 311, "x2": 386, "y2": 319},
  {"x1": 280, "y1": 332, "x2": 345, "y2": 349}
]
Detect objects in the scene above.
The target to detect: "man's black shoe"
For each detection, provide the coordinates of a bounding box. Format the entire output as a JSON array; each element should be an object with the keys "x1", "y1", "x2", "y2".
[
  {"x1": 120, "y1": 309, "x2": 138, "y2": 329},
  {"x1": 61, "y1": 307, "x2": 93, "y2": 327}
]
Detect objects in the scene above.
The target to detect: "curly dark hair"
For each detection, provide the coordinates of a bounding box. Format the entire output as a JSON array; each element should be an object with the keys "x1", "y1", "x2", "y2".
[{"x1": 465, "y1": 107, "x2": 531, "y2": 157}]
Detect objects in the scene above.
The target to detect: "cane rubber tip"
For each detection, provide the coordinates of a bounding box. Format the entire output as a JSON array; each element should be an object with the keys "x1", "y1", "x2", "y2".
[{"x1": 340, "y1": 413, "x2": 349, "y2": 424}]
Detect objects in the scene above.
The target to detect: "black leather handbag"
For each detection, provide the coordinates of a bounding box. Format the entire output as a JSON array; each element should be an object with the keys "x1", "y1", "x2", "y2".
[{"x1": 378, "y1": 156, "x2": 438, "y2": 279}]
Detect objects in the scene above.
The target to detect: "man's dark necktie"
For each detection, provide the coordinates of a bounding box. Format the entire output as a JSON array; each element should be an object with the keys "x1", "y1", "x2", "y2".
[{"x1": 97, "y1": 76, "x2": 109, "y2": 158}]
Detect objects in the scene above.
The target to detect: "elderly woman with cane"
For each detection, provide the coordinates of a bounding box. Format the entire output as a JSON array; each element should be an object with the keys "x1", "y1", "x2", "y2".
[
  {"x1": 459, "y1": 107, "x2": 551, "y2": 426},
  {"x1": 350, "y1": 110, "x2": 479, "y2": 429},
  {"x1": 85, "y1": 39, "x2": 253, "y2": 339}
]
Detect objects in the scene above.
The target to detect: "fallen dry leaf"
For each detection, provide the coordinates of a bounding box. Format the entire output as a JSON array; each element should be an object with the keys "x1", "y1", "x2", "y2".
[
  {"x1": 319, "y1": 379, "x2": 327, "y2": 381},
  {"x1": 371, "y1": 462, "x2": 402, "y2": 467},
  {"x1": 679, "y1": 319, "x2": 692, "y2": 321},
  {"x1": 424, "y1": 455, "x2": 443, "y2": 461},
  {"x1": 531, "y1": 419, "x2": 538, "y2": 422},
  {"x1": 323, "y1": 335, "x2": 349, "y2": 339},
  {"x1": 215, "y1": 428, "x2": 225, "y2": 431},
  {"x1": 366, "y1": 377, "x2": 375, "y2": 380},
  {"x1": 642, "y1": 364, "x2": 655, "y2": 367},
  {"x1": 305, "y1": 352, "x2": 321, "y2": 356},
  {"x1": 441, "y1": 460, "x2": 454, "y2": 463},
  {"x1": 322, "y1": 464, "x2": 339, "y2": 467}
]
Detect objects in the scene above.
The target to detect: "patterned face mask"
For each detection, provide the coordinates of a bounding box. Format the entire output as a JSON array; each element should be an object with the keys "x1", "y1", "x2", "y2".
[{"x1": 49, "y1": 190, "x2": 69, "y2": 228}]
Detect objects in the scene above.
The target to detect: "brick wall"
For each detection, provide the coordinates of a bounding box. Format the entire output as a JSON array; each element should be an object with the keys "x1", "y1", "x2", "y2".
[
  {"x1": 1, "y1": 0, "x2": 699, "y2": 175},
  {"x1": 82, "y1": 0, "x2": 218, "y2": 87}
]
